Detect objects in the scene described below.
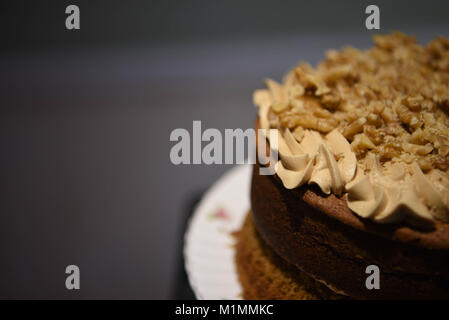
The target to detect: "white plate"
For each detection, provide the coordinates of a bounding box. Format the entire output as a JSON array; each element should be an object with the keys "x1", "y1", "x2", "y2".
[{"x1": 184, "y1": 164, "x2": 252, "y2": 300}]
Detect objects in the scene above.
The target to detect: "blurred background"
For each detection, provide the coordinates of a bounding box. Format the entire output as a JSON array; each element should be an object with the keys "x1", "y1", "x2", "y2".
[{"x1": 1, "y1": 0, "x2": 448, "y2": 299}]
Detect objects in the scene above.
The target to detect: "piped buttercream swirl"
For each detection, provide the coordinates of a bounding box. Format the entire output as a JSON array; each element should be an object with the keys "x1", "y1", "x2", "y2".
[
  {"x1": 274, "y1": 128, "x2": 356, "y2": 196},
  {"x1": 346, "y1": 156, "x2": 449, "y2": 224}
]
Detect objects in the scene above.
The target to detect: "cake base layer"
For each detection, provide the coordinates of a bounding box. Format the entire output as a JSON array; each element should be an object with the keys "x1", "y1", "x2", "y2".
[
  {"x1": 251, "y1": 161, "x2": 449, "y2": 299},
  {"x1": 234, "y1": 211, "x2": 344, "y2": 300}
]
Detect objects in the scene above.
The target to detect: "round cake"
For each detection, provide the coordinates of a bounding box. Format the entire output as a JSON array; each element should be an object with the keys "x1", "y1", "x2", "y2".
[{"x1": 235, "y1": 32, "x2": 449, "y2": 299}]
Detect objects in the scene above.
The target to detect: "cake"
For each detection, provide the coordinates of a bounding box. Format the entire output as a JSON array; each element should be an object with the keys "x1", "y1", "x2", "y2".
[{"x1": 235, "y1": 33, "x2": 449, "y2": 299}]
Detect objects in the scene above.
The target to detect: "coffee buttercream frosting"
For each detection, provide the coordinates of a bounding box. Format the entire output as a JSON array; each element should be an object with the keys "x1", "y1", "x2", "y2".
[{"x1": 253, "y1": 33, "x2": 449, "y2": 225}]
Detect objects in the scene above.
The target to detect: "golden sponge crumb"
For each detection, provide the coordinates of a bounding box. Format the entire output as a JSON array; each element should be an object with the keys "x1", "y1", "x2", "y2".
[{"x1": 234, "y1": 211, "x2": 345, "y2": 300}]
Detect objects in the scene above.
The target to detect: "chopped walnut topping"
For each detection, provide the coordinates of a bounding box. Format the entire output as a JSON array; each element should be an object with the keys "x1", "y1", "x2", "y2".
[{"x1": 266, "y1": 32, "x2": 449, "y2": 175}]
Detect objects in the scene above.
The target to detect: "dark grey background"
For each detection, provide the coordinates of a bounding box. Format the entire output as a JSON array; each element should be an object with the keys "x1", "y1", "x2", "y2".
[{"x1": 1, "y1": 0, "x2": 448, "y2": 299}]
